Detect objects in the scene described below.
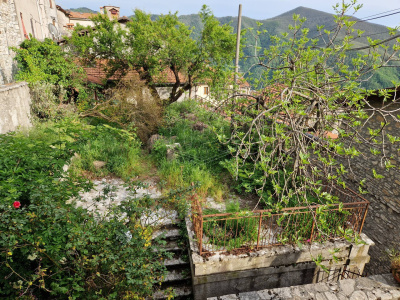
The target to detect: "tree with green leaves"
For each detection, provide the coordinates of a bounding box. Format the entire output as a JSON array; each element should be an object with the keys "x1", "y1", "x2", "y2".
[
  {"x1": 69, "y1": 6, "x2": 237, "y2": 104},
  {"x1": 11, "y1": 37, "x2": 87, "y2": 119},
  {"x1": 221, "y1": 1, "x2": 400, "y2": 214}
]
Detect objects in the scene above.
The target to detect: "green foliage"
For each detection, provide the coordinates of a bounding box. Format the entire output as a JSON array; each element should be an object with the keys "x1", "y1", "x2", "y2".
[
  {"x1": 221, "y1": 1, "x2": 400, "y2": 214},
  {"x1": 69, "y1": 125, "x2": 143, "y2": 180},
  {"x1": 0, "y1": 121, "x2": 167, "y2": 299},
  {"x1": 175, "y1": 6, "x2": 400, "y2": 90},
  {"x1": 29, "y1": 81, "x2": 76, "y2": 120},
  {"x1": 69, "y1": 6, "x2": 236, "y2": 104},
  {"x1": 152, "y1": 101, "x2": 230, "y2": 199},
  {"x1": 12, "y1": 37, "x2": 84, "y2": 90},
  {"x1": 203, "y1": 201, "x2": 259, "y2": 250},
  {"x1": 0, "y1": 123, "x2": 78, "y2": 206}
]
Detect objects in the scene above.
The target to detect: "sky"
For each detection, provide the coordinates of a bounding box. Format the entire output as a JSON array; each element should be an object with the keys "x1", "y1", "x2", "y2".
[{"x1": 56, "y1": 0, "x2": 400, "y2": 28}]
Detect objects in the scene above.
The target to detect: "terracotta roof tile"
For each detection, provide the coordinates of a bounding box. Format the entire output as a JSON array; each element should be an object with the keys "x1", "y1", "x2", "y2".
[
  {"x1": 81, "y1": 60, "x2": 186, "y2": 85},
  {"x1": 68, "y1": 11, "x2": 97, "y2": 20}
]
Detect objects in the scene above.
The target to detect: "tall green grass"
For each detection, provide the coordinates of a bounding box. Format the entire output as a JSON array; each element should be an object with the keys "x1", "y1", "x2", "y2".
[
  {"x1": 153, "y1": 100, "x2": 230, "y2": 199},
  {"x1": 69, "y1": 125, "x2": 144, "y2": 180}
]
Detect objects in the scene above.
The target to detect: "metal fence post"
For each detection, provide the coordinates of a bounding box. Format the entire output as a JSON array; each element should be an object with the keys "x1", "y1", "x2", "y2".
[{"x1": 256, "y1": 212, "x2": 262, "y2": 249}]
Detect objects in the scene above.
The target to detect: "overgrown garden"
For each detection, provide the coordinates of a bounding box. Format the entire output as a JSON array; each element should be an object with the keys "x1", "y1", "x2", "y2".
[{"x1": 1, "y1": 1, "x2": 400, "y2": 298}]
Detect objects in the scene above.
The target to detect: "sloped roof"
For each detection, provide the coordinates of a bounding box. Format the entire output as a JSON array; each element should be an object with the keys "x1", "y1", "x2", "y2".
[
  {"x1": 82, "y1": 60, "x2": 186, "y2": 85},
  {"x1": 68, "y1": 11, "x2": 97, "y2": 20}
]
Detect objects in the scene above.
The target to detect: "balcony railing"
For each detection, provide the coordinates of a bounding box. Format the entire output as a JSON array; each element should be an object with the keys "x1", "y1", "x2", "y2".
[{"x1": 191, "y1": 186, "x2": 369, "y2": 255}]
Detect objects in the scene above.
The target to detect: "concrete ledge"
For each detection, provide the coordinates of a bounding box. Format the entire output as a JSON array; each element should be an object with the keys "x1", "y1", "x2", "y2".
[{"x1": 186, "y1": 215, "x2": 375, "y2": 300}]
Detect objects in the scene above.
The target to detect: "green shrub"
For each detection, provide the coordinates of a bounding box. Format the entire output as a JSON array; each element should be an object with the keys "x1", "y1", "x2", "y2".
[
  {"x1": 0, "y1": 122, "x2": 167, "y2": 299},
  {"x1": 0, "y1": 185, "x2": 168, "y2": 299}
]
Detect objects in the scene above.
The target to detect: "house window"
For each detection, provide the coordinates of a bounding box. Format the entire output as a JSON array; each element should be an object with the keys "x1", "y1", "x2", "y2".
[
  {"x1": 52, "y1": 18, "x2": 56, "y2": 26},
  {"x1": 204, "y1": 86, "x2": 209, "y2": 95},
  {"x1": 49, "y1": 0, "x2": 52, "y2": 8}
]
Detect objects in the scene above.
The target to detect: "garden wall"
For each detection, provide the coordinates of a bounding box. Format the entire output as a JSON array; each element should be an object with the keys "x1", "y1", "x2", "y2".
[
  {"x1": 186, "y1": 217, "x2": 374, "y2": 300},
  {"x1": 342, "y1": 97, "x2": 400, "y2": 275},
  {"x1": 0, "y1": 82, "x2": 32, "y2": 134}
]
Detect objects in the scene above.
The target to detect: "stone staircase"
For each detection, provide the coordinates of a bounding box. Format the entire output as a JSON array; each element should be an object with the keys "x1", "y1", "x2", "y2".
[{"x1": 152, "y1": 222, "x2": 193, "y2": 299}]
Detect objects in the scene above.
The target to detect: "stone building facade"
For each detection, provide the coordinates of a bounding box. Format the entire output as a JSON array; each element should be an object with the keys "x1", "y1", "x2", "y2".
[
  {"x1": 0, "y1": 0, "x2": 61, "y2": 84},
  {"x1": 342, "y1": 93, "x2": 400, "y2": 275},
  {"x1": 0, "y1": 0, "x2": 21, "y2": 84}
]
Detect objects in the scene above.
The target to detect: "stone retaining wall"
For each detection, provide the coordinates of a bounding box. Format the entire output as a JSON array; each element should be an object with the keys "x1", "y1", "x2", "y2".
[{"x1": 0, "y1": 82, "x2": 32, "y2": 133}]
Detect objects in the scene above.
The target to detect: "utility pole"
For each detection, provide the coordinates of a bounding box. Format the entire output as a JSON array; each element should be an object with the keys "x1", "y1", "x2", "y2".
[{"x1": 234, "y1": 4, "x2": 242, "y2": 87}]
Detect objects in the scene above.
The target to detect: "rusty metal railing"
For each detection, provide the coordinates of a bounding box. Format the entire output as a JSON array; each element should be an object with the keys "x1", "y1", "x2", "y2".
[{"x1": 191, "y1": 186, "x2": 369, "y2": 255}]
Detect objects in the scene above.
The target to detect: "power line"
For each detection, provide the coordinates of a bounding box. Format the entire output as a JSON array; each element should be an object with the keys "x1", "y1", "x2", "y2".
[
  {"x1": 308, "y1": 9, "x2": 400, "y2": 41},
  {"x1": 241, "y1": 19, "x2": 400, "y2": 59},
  {"x1": 357, "y1": 8, "x2": 400, "y2": 21},
  {"x1": 359, "y1": 10, "x2": 400, "y2": 23}
]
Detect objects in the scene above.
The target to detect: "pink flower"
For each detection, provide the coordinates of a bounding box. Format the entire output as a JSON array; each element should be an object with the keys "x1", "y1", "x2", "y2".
[
  {"x1": 13, "y1": 201, "x2": 21, "y2": 209},
  {"x1": 306, "y1": 239, "x2": 311, "y2": 243}
]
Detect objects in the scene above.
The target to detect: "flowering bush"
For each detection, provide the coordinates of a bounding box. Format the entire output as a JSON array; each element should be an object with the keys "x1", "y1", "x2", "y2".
[{"x1": 0, "y1": 123, "x2": 168, "y2": 299}]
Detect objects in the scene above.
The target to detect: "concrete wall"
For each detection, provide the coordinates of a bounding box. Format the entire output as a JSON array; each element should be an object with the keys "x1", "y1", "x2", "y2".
[
  {"x1": 0, "y1": 0, "x2": 21, "y2": 85},
  {"x1": 186, "y1": 216, "x2": 374, "y2": 300},
  {"x1": 56, "y1": 7, "x2": 70, "y2": 36},
  {"x1": 342, "y1": 97, "x2": 400, "y2": 275},
  {"x1": 0, "y1": 82, "x2": 32, "y2": 133},
  {"x1": 156, "y1": 86, "x2": 190, "y2": 102}
]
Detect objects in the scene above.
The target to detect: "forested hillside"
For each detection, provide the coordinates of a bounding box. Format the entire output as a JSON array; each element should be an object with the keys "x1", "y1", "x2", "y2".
[
  {"x1": 148, "y1": 6, "x2": 400, "y2": 90},
  {"x1": 69, "y1": 7, "x2": 97, "y2": 14}
]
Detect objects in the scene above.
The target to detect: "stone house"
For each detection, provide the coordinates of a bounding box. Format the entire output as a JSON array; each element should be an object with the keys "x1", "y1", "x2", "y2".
[
  {"x1": 56, "y1": 6, "x2": 97, "y2": 35},
  {"x1": 56, "y1": 5, "x2": 130, "y2": 37},
  {"x1": 0, "y1": 0, "x2": 60, "y2": 85}
]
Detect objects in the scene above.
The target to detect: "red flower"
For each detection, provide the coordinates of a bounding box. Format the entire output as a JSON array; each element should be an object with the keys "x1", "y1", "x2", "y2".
[{"x1": 13, "y1": 201, "x2": 21, "y2": 209}]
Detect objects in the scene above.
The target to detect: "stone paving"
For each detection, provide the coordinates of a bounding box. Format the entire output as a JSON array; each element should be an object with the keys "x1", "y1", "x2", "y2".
[
  {"x1": 208, "y1": 277, "x2": 400, "y2": 300},
  {"x1": 67, "y1": 178, "x2": 178, "y2": 227}
]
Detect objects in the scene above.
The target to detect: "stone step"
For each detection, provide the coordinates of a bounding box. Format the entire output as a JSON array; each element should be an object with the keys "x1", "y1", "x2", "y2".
[
  {"x1": 153, "y1": 286, "x2": 192, "y2": 299},
  {"x1": 154, "y1": 240, "x2": 183, "y2": 253},
  {"x1": 152, "y1": 228, "x2": 181, "y2": 240},
  {"x1": 164, "y1": 269, "x2": 191, "y2": 283},
  {"x1": 164, "y1": 257, "x2": 189, "y2": 267}
]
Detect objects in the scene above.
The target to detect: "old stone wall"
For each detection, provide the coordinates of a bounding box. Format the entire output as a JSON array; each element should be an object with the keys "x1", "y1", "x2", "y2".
[
  {"x1": 0, "y1": 82, "x2": 32, "y2": 133},
  {"x1": 343, "y1": 98, "x2": 400, "y2": 275},
  {"x1": 0, "y1": 0, "x2": 21, "y2": 85}
]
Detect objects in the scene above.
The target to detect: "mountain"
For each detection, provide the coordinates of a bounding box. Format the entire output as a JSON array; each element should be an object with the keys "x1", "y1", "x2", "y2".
[
  {"x1": 69, "y1": 7, "x2": 97, "y2": 14},
  {"x1": 136, "y1": 7, "x2": 400, "y2": 89}
]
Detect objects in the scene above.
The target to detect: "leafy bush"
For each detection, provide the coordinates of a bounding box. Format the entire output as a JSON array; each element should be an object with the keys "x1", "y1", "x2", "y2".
[
  {"x1": 0, "y1": 186, "x2": 168, "y2": 299},
  {"x1": 12, "y1": 37, "x2": 84, "y2": 91},
  {"x1": 29, "y1": 81, "x2": 77, "y2": 120},
  {"x1": 0, "y1": 122, "x2": 167, "y2": 299}
]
